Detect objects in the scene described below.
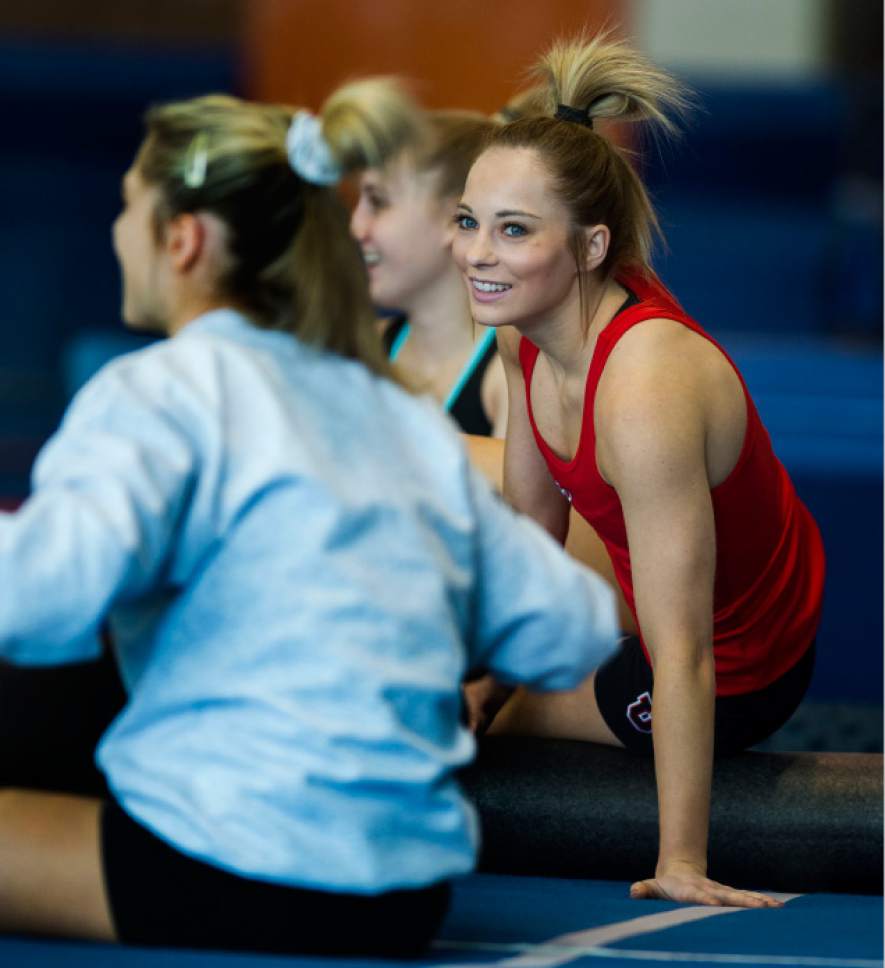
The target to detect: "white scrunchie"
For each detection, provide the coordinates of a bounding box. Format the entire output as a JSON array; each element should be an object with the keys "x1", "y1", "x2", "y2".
[{"x1": 286, "y1": 110, "x2": 342, "y2": 186}]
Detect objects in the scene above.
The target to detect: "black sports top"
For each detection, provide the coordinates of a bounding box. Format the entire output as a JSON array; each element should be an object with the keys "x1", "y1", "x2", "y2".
[{"x1": 383, "y1": 316, "x2": 498, "y2": 436}]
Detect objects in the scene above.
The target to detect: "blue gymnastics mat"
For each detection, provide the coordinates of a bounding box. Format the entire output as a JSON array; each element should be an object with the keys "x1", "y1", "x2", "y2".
[{"x1": 3, "y1": 873, "x2": 881, "y2": 968}]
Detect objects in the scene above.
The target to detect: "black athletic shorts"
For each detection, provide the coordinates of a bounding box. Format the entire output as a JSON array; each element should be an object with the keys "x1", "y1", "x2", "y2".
[
  {"x1": 100, "y1": 801, "x2": 451, "y2": 956},
  {"x1": 0, "y1": 645, "x2": 125, "y2": 795},
  {"x1": 594, "y1": 636, "x2": 815, "y2": 756},
  {"x1": 0, "y1": 648, "x2": 450, "y2": 957}
]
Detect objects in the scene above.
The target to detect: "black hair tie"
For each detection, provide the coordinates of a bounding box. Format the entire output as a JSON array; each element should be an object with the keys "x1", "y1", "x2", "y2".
[{"x1": 554, "y1": 103, "x2": 593, "y2": 128}]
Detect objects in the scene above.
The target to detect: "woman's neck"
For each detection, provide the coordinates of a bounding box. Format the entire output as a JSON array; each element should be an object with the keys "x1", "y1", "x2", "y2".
[
  {"x1": 402, "y1": 264, "x2": 476, "y2": 358},
  {"x1": 520, "y1": 275, "x2": 628, "y2": 380},
  {"x1": 166, "y1": 293, "x2": 247, "y2": 337}
]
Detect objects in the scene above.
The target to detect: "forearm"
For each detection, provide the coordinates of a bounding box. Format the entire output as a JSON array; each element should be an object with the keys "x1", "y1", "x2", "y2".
[
  {"x1": 650, "y1": 649, "x2": 716, "y2": 872},
  {"x1": 0, "y1": 497, "x2": 124, "y2": 663},
  {"x1": 502, "y1": 472, "x2": 569, "y2": 544}
]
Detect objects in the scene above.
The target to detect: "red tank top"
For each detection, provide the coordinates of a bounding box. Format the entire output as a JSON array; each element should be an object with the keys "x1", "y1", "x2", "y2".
[{"x1": 519, "y1": 269, "x2": 825, "y2": 696}]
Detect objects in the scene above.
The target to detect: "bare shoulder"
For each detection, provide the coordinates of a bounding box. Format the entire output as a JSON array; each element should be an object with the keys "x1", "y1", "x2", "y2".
[
  {"x1": 599, "y1": 317, "x2": 739, "y2": 413},
  {"x1": 608, "y1": 316, "x2": 711, "y2": 372},
  {"x1": 598, "y1": 319, "x2": 703, "y2": 412},
  {"x1": 595, "y1": 317, "x2": 746, "y2": 489},
  {"x1": 595, "y1": 319, "x2": 708, "y2": 478}
]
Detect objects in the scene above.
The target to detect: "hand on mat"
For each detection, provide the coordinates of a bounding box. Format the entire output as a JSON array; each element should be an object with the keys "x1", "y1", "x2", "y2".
[
  {"x1": 630, "y1": 863, "x2": 784, "y2": 908},
  {"x1": 462, "y1": 675, "x2": 514, "y2": 736}
]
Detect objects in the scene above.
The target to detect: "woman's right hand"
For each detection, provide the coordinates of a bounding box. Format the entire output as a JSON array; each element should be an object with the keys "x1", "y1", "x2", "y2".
[
  {"x1": 462, "y1": 675, "x2": 514, "y2": 735},
  {"x1": 631, "y1": 862, "x2": 783, "y2": 908}
]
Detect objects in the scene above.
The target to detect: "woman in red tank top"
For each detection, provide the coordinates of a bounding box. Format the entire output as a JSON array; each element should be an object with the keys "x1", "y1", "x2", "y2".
[{"x1": 452, "y1": 34, "x2": 824, "y2": 909}]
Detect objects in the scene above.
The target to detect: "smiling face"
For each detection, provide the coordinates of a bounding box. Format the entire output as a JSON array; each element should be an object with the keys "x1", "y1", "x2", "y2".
[
  {"x1": 350, "y1": 155, "x2": 458, "y2": 312},
  {"x1": 451, "y1": 146, "x2": 583, "y2": 332},
  {"x1": 112, "y1": 164, "x2": 170, "y2": 332}
]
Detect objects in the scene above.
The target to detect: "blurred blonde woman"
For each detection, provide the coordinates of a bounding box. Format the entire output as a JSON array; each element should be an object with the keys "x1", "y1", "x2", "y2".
[
  {"x1": 332, "y1": 79, "x2": 508, "y2": 436},
  {"x1": 0, "y1": 93, "x2": 620, "y2": 953},
  {"x1": 451, "y1": 34, "x2": 825, "y2": 908}
]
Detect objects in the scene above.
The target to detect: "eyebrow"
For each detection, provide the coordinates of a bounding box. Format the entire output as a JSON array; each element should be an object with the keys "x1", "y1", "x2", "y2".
[{"x1": 457, "y1": 203, "x2": 541, "y2": 220}]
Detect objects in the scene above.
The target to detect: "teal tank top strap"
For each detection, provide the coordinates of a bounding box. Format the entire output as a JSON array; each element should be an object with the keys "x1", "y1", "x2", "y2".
[
  {"x1": 444, "y1": 327, "x2": 497, "y2": 412},
  {"x1": 388, "y1": 321, "x2": 410, "y2": 362}
]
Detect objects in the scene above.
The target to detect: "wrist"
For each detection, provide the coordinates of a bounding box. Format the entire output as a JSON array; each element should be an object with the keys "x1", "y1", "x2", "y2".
[{"x1": 655, "y1": 857, "x2": 707, "y2": 879}]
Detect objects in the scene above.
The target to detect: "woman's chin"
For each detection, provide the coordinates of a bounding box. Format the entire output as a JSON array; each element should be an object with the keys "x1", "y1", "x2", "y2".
[
  {"x1": 369, "y1": 284, "x2": 405, "y2": 315},
  {"x1": 469, "y1": 303, "x2": 511, "y2": 328}
]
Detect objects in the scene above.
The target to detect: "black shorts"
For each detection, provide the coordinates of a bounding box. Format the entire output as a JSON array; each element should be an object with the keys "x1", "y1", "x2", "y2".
[
  {"x1": 100, "y1": 801, "x2": 450, "y2": 956},
  {"x1": 0, "y1": 648, "x2": 450, "y2": 957},
  {"x1": 0, "y1": 645, "x2": 125, "y2": 795},
  {"x1": 594, "y1": 636, "x2": 815, "y2": 756}
]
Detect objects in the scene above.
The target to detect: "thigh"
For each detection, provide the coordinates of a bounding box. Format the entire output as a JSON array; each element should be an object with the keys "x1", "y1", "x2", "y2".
[
  {"x1": 489, "y1": 668, "x2": 624, "y2": 747},
  {"x1": 0, "y1": 789, "x2": 114, "y2": 941}
]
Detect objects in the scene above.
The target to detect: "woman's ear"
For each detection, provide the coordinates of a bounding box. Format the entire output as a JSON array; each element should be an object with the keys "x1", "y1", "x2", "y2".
[
  {"x1": 165, "y1": 212, "x2": 206, "y2": 272},
  {"x1": 583, "y1": 224, "x2": 611, "y2": 272}
]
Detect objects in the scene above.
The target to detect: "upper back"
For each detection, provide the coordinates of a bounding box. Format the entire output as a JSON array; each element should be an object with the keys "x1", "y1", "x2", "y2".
[{"x1": 101, "y1": 309, "x2": 479, "y2": 687}]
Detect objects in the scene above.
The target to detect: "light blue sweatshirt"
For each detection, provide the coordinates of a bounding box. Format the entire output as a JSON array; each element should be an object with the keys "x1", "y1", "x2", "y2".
[{"x1": 0, "y1": 309, "x2": 617, "y2": 892}]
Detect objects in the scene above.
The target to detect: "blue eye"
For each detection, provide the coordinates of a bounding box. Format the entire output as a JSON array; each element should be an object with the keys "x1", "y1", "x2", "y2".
[
  {"x1": 456, "y1": 214, "x2": 478, "y2": 230},
  {"x1": 502, "y1": 222, "x2": 527, "y2": 237}
]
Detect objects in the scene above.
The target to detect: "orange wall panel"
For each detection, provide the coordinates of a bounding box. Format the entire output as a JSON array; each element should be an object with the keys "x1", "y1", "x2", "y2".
[{"x1": 244, "y1": 0, "x2": 628, "y2": 112}]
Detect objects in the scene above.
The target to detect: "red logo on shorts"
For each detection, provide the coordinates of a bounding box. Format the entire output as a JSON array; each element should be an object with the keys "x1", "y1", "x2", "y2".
[{"x1": 626, "y1": 690, "x2": 653, "y2": 733}]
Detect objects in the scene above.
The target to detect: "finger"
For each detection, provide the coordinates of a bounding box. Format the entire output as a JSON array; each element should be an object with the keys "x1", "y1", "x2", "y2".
[
  {"x1": 738, "y1": 890, "x2": 783, "y2": 908},
  {"x1": 630, "y1": 879, "x2": 662, "y2": 900},
  {"x1": 708, "y1": 886, "x2": 775, "y2": 909},
  {"x1": 693, "y1": 883, "x2": 779, "y2": 909}
]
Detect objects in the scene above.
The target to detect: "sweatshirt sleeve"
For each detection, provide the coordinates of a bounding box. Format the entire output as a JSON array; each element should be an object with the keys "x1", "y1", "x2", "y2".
[
  {"x1": 0, "y1": 354, "x2": 198, "y2": 665},
  {"x1": 466, "y1": 464, "x2": 619, "y2": 690}
]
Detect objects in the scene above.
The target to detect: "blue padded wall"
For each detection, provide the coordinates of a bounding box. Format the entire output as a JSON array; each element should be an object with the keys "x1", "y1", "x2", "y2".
[
  {"x1": 726, "y1": 337, "x2": 883, "y2": 705},
  {"x1": 0, "y1": 38, "x2": 236, "y2": 496}
]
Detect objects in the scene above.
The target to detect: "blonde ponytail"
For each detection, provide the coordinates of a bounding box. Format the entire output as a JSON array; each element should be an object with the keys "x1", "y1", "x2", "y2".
[
  {"x1": 138, "y1": 94, "x2": 390, "y2": 376},
  {"x1": 486, "y1": 33, "x2": 690, "y2": 311},
  {"x1": 320, "y1": 76, "x2": 497, "y2": 204},
  {"x1": 538, "y1": 32, "x2": 688, "y2": 132},
  {"x1": 319, "y1": 77, "x2": 428, "y2": 174}
]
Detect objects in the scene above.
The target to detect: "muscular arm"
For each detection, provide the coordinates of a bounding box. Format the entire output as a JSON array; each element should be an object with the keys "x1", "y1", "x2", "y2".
[
  {"x1": 597, "y1": 330, "x2": 779, "y2": 908},
  {"x1": 462, "y1": 327, "x2": 570, "y2": 734}
]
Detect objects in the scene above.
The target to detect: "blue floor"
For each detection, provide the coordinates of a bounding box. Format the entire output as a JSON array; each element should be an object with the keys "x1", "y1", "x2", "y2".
[{"x1": 3, "y1": 874, "x2": 881, "y2": 967}]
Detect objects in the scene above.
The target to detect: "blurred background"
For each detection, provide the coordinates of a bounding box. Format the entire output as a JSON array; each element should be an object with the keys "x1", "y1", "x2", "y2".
[{"x1": 0, "y1": 0, "x2": 881, "y2": 751}]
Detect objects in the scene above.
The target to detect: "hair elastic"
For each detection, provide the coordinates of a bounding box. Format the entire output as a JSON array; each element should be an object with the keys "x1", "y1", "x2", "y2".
[
  {"x1": 286, "y1": 111, "x2": 342, "y2": 186},
  {"x1": 554, "y1": 103, "x2": 593, "y2": 129}
]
